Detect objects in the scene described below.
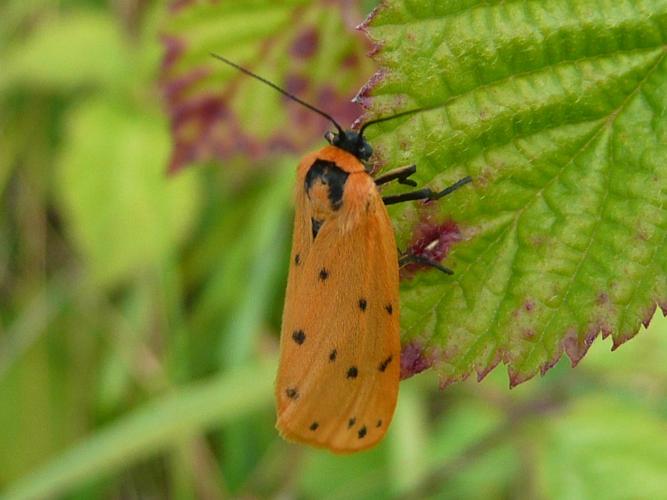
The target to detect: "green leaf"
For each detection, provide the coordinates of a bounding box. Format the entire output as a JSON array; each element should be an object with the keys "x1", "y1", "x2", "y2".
[
  {"x1": 160, "y1": 0, "x2": 373, "y2": 171},
  {"x1": 360, "y1": 0, "x2": 667, "y2": 385},
  {"x1": 1, "y1": 359, "x2": 276, "y2": 500},
  {"x1": 56, "y1": 97, "x2": 200, "y2": 287}
]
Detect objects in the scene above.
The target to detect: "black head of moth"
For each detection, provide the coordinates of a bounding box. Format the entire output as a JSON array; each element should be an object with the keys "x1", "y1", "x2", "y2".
[{"x1": 323, "y1": 129, "x2": 372, "y2": 161}]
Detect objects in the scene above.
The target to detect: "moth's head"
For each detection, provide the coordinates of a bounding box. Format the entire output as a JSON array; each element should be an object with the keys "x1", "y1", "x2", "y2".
[{"x1": 324, "y1": 129, "x2": 373, "y2": 162}]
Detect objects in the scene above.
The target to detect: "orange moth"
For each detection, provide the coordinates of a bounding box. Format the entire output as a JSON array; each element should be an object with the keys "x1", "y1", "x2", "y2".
[{"x1": 211, "y1": 54, "x2": 471, "y2": 453}]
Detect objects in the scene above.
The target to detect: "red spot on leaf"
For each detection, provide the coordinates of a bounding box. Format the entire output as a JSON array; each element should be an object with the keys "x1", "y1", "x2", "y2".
[
  {"x1": 402, "y1": 218, "x2": 462, "y2": 278},
  {"x1": 524, "y1": 300, "x2": 535, "y2": 312},
  {"x1": 475, "y1": 167, "x2": 497, "y2": 189},
  {"x1": 400, "y1": 341, "x2": 433, "y2": 380},
  {"x1": 290, "y1": 27, "x2": 319, "y2": 58},
  {"x1": 523, "y1": 329, "x2": 536, "y2": 340}
]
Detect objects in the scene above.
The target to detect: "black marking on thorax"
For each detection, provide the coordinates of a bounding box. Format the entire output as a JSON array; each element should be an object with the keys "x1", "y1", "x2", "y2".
[
  {"x1": 311, "y1": 218, "x2": 323, "y2": 239},
  {"x1": 305, "y1": 159, "x2": 349, "y2": 211}
]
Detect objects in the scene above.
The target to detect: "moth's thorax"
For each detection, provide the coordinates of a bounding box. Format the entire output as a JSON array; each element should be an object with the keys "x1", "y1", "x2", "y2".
[
  {"x1": 300, "y1": 145, "x2": 367, "y2": 175},
  {"x1": 304, "y1": 158, "x2": 350, "y2": 214},
  {"x1": 299, "y1": 145, "x2": 377, "y2": 235}
]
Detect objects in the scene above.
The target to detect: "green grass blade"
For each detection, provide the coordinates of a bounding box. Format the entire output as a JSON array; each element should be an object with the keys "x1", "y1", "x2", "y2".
[{"x1": 2, "y1": 359, "x2": 276, "y2": 500}]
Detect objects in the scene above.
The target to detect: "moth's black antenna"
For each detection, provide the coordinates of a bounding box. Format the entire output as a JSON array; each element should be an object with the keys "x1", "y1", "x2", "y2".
[
  {"x1": 358, "y1": 107, "x2": 425, "y2": 138},
  {"x1": 210, "y1": 53, "x2": 345, "y2": 136}
]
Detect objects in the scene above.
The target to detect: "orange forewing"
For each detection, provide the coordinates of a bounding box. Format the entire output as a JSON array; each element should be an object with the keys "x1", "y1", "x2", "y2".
[{"x1": 276, "y1": 146, "x2": 400, "y2": 453}]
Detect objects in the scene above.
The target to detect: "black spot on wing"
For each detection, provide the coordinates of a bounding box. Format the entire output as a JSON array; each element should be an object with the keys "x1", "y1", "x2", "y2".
[
  {"x1": 359, "y1": 298, "x2": 367, "y2": 311},
  {"x1": 285, "y1": 388, "x2": 299, "y2": 400},
  {"x1": 305, "y1": 159, "x2": 349, "y2": 210},
  {"x1": 378, "y1": 355, "x2": 393, "y2": 372},
  {"x1": 310, "y1": 422, "x2": 319, "y2": 431},
  {"x1": 319, "y1": 268, "x2": 329, "y2": 281},
  {"x1": 311, "y1": 218, "x2": 323, "y2": 239},
  {"x1": 294, "y1": 253, "x2": 301, "y2": 265},
  {"x1": 348, "y1": 417, "x2": 356, "y2": 428},
  {"x1": 329, "y1": 349, "x2": 337, "y2": 361},
  {"x1": 292, "y1": 330, "x2": 306, "y2": 345},
  {"x1": 376, "y1": 419, "x2": 382, "y2": 428},
  {"x1": 358, "y1": 426, "x2": 367, "y2": 439},
  {"x1": 385, "y1": 304, "x2": 393, "y2": 314},
  {"x1": 347, "y1": 366, "x2": 358, "y2": 379}
]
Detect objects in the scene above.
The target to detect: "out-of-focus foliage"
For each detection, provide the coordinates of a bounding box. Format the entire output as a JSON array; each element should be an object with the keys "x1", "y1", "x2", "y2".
[
  {"x1": 161, "y1": 0, "x2": 373, "y2": 172},
  {"x1": 57, "y1": 97, "x2": 200, "y2": 287},
  {"x1": 2, "y1": 1, "x2": 667, "y2": 499}
]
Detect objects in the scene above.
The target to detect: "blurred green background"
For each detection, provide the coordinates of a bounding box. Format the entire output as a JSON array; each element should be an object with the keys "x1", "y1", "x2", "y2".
[{"x1": 3, "y1": 1, "x2": 667, "y2": 499}]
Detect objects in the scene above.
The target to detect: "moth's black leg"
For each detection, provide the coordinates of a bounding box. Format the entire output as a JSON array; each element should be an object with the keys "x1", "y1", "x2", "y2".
[
  {"x1": 374, "y1": 164, "x2": 418, "y2": 187},
  {"x1": 398, "y1": 254, "x2": 454, "y2": 275},
  {"x1": 383, "y1": 176, "x2": 472, "y2": 206}
]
